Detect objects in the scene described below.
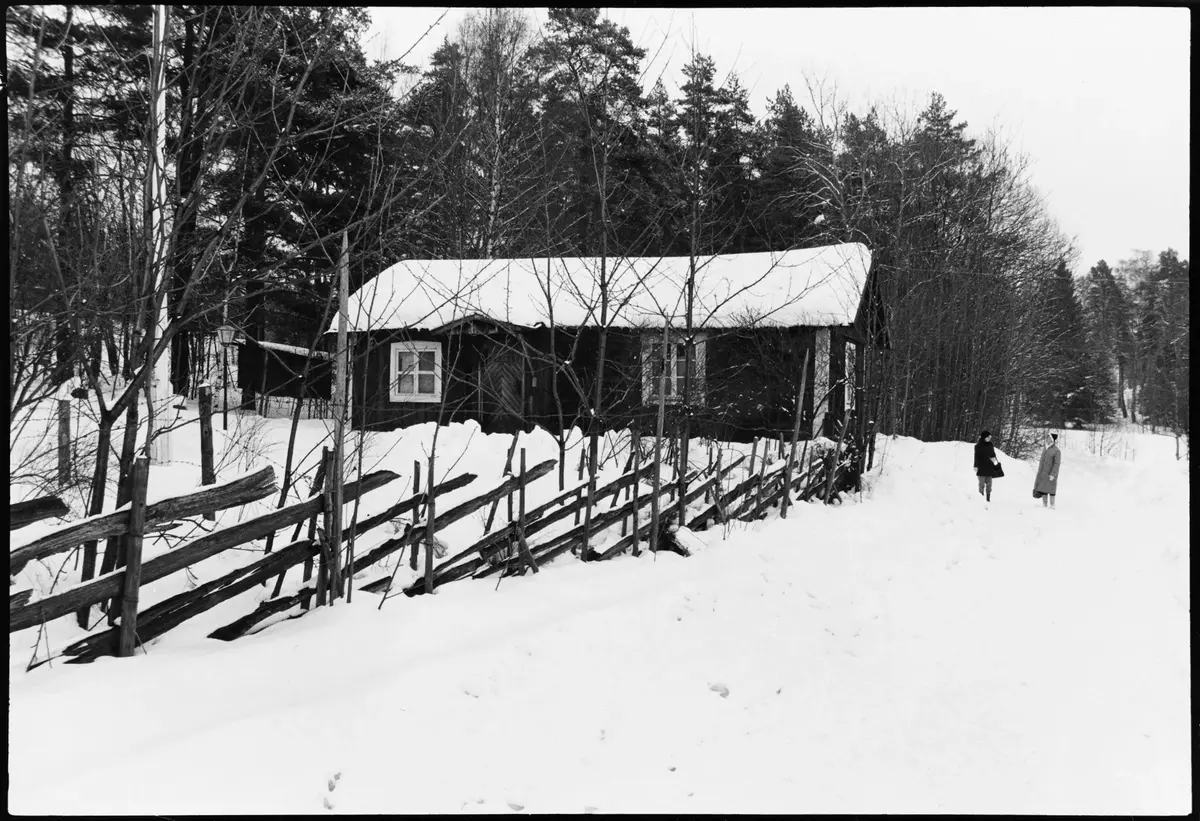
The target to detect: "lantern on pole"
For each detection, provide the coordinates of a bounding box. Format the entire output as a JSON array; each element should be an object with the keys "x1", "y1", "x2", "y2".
[{"x1": 216, "y1": 323, "x2": 237, "y2": 431}]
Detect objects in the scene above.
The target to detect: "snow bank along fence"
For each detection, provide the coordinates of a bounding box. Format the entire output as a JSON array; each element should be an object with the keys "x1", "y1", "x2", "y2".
[{"x1": 9, "y1": 431, "x2": 859, "y2": 664}]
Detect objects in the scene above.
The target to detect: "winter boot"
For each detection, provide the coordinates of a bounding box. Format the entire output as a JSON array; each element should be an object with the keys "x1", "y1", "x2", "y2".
[{"x1": 1049, "y1": 495, "x2": 1055, "y2": 509}]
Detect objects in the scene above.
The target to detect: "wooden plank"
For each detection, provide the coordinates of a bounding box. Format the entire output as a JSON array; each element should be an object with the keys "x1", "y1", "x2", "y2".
[
  {"x1": 9, "y1": 470, "x2": 396, "y2": 633},
  {"x1": 208, "y1": 589, "x2": 303, "y2": 642},
  {"x1": 10, "y1": 466, "x2": 278, "y2": 574},
  {"x1": 9, "y1": 496, "x2": 70, "y2": 531},
  {"x1": 117, "y1": 457, "x2": 150, "y2": 657},
  {"x1": 340, "y1": 471, "x2": 475, "y2": 544},
  {"x1": 62, "y1": 539, "x2": 318, "y2": 662}
]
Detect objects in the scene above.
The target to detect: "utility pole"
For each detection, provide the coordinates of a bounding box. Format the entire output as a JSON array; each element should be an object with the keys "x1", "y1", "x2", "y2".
[{"x1": 147, "y1": 3, "x2": 172, "y2": 464}]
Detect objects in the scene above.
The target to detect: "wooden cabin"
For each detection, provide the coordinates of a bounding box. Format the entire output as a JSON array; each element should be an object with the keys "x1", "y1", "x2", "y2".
[{"x1": 328, "y1": 243, "x2": 887, "y2": 444}]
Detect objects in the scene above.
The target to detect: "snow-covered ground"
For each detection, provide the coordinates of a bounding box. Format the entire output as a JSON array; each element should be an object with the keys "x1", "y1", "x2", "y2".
[{"x1": 8, "y1": 415, "x2": 1191, "y2": 814}]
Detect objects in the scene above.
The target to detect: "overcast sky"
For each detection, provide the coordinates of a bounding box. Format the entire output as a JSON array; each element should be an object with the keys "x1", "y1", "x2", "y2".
[{"x1": 364, "y1": 7, "x2": 1190, "y2": 274}]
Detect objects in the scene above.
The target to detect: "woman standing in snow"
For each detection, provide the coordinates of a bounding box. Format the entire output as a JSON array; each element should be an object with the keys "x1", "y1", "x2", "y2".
[
  {"x1": 973, "y1": 430, "x2": 1003, "y2": 501},
  {"x1": 1033, "y1": 432, "x2": 1062, "y2": 508}
]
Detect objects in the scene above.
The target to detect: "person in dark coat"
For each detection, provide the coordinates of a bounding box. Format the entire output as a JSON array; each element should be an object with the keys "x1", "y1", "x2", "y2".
[
  {"x1": 1033, "y1": 432, "x2": 1062, "y2": 508},
  {"x1": 973, "y1": 430, "x2": 1003, "y2": 501}
]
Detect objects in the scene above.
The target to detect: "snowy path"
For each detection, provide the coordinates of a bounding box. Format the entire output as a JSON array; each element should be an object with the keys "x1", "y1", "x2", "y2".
[{"x1": 8, "y1": 431, "x2": 1190, "y2": 814}]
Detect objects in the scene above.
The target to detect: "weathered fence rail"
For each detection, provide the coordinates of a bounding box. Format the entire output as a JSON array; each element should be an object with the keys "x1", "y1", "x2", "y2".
[
  {"x1": 10, "y1": 467, "x2": 278, "y2": 575},
  {"x1": 10, "y1": 496, "x2": 71, "y2": 531}
]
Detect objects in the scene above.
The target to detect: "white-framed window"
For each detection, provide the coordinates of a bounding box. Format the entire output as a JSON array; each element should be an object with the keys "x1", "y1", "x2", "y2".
[
  {"x1": 390, "y1": 341, "x2": 442, "y2": 403},
  {"x1": 641, "y1": 331, "x2": 706, "y2": 405}
]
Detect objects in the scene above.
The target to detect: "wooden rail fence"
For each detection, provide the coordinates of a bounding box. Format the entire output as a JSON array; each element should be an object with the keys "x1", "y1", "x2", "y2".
[{"x1": 10, "y1": 431, "x2": 861, "y2": 664}]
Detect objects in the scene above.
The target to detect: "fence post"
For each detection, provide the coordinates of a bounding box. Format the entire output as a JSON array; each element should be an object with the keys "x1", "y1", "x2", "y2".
[
  {"x1": 781, "y1": 350, "x2": 811, "y2": 520},
  {"x1": 712, "y1": 447, "x2": 723, "y2": 522},
  {"x1": 423, "y1": 450, "x2": 437, "y2": 595},
  {"x1": 117, "y1": 457, "x2": 150, "y2": 658},
  {"x1": 630, "y1": 433, "x2": 642, "y2": 556},
  {"x1": 752, "y1": 446, "x2": 768, "y2": 519},
  {"x1": 574, "y1": 446, "x2": 586, "y2": 526},
  {"x1": 199, "y1": 386, "x2": 216, "y2": 520},
  {"x1": 410, "y1": 460, "x2": 421, "y2": 570},
  {"x1": 515, "y1": 447, "x2": 537, "y2": 575},
  {"x1": 298, "y1": 448, "x2": 328, "y2": 609},
  {"x1": 57, "y1": 399, "x2": 71, "y2": 486},
  {"x1": 322, "y1": 448, "x2": 343, "y2": 602}
]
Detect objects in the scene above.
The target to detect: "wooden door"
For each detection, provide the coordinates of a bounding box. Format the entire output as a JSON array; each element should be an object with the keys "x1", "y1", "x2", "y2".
[{"x1": 478, "y1": 348, "x2": 525, "y2": 430}]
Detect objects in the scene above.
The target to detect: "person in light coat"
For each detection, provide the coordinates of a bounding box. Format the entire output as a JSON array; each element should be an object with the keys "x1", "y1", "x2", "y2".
[{"x1": 1033, "y1": 432, "x2": 1061, "y2": 508}]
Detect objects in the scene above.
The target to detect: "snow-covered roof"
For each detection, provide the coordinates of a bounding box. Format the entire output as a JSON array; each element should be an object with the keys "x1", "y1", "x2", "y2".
[{"x1": 332, "y1": 242, "x2": 871, "y2": 334}]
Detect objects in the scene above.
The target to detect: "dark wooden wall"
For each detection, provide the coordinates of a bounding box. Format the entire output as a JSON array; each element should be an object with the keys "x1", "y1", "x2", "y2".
[
  {"x1": 350, "y1": 324, "x2": 861, "y2": 443},
  {"x1": 237, "y1": 340, "x2": 332, "y2": 400}
]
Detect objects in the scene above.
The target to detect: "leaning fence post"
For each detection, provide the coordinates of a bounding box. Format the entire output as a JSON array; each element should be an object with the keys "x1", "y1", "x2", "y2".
[
  {"x1": 117, "y1": 457, "x2": 150, "y2": 658},
  {"x1": 199, "y1": 386, "x2": 216, "y2": 520},
  {"x1": 57, "y1": 399, "x2": 71, "y2": 486}
]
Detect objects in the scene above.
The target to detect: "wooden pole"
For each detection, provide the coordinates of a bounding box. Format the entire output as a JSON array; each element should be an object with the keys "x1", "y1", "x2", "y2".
[
  {"x1": 322, "y1": 449, "x2": 344, "y2": 603},
  {"x1": 515, "y1": 448, "x2": 537, "y2": 575},
  {"x1": 630, "y1": 431, "x2": 641, "y2": 556},
  {"x1": 198, "y1": 385, "x2": 216, "y2": 520},
  {"x1": 825, "y1": 406, "x2": 852, "y2": 504},
  {"x1": 57, "y1": 399, "x2": 71, "y2": 486},
  {"x1": 330, "y1": 231, "x2": 349, "y2": 600},
  {"x1": 298, "y1": 449, "x2": 328, "y2": 608},
  {"x1": 781, "y1": 349, "x2": 811, "y2": 520},
  {"x1": 712, "y1": 447, "x2": 723, "y2": 523},
  {"x1": 507, "y1": 434, "x2": 518, "y2": 525},
  {"x1": 117, "y1": 457, "x2": 150, "y2": 657},
  {"x1": 573, "y1": 445, "x2": 586, "y2": 527},
  {"x1": 424, "y1": 450, "x2": 437, "y2": 594},
  {"x1": 649, "y1": 324, "x2": 670, "y2": 552},
  {"x1": 752, "y1": 444, "x2": 768, "y2": 519},
  {"x1": 410, "y1": 459, "x2": 421, "y2": 570}
]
